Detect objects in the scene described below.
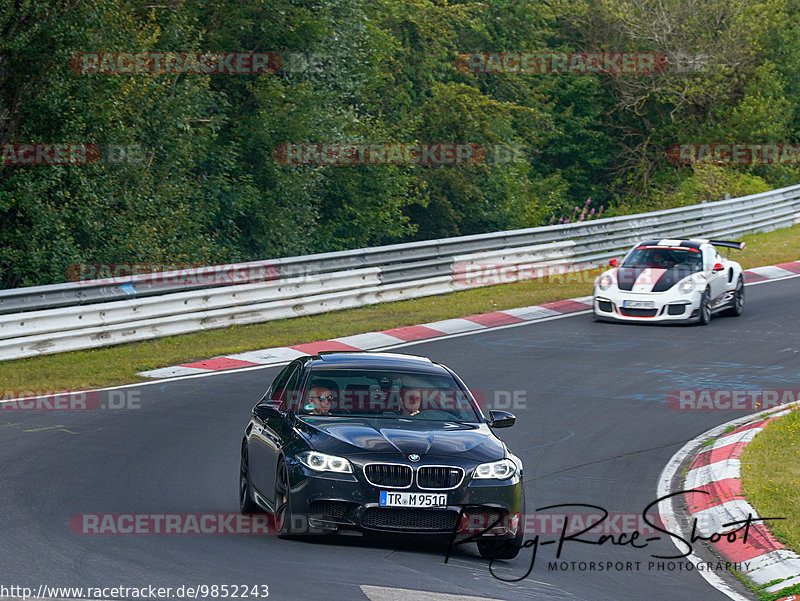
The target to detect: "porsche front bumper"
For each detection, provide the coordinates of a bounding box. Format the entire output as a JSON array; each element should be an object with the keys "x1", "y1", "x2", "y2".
[{"x1": 593, "y1": 289, "x2": 702, "y2": 323}]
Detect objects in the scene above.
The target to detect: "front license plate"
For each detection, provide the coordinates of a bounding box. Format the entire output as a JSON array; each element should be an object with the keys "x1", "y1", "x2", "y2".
[
  {"x1": 623, "y1": 300, "x2": 654, "y2": 309},
  {"x1": 380, "y1": 491, "x2": 447, "y2": 507}
]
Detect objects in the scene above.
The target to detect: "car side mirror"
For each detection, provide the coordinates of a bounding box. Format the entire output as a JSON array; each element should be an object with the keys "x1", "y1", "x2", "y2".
[
  {"x1": 713, "y1": 263, "x2": 724, "y2": 272},
  {"x1": 609, "y1": 258, "x2": 618, "y2": 267},
  {"x1": 488, "y1": 410, "x2": 516, "y2": 428},
  {"x1": 253, "y1": 402, "x2": 284, "y2": 422}
]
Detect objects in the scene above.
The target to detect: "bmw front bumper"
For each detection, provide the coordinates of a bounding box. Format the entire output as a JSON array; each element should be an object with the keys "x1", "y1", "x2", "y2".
[{"x1": 282, "y1": 454, "x2": 524, "y2": 537}]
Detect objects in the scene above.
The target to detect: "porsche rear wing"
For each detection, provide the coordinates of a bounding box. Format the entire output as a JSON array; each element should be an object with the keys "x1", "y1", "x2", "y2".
[{"x1": 710, "y1": 240, "x2": 746, "y2": 250}]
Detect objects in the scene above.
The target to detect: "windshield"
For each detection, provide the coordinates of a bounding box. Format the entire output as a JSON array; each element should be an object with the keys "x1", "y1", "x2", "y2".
[
  {"x1": 622, "y1": 246, "x2": 703, "y2": 271},
  {"x1": 297, "y1": 369, "x2": 481, "y2": 422}
]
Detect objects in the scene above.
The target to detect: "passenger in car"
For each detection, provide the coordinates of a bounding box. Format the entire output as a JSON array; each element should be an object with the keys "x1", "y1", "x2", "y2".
[{"x1": 401, "y1": 388, "x2": 423, "y2": 416}]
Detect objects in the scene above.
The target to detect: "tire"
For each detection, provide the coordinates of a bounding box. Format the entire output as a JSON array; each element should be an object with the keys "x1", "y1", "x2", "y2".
[
  {"x1": 477, "y1": 529, "x2": 524, "y2": 560},
  {"x1": 722, "y1": 275, "x2": 744, "y2": 317},
  {"x1": 239, "y1": 444, "x2": 261, "y2": 514},
  {"x1": 477, "y1": 495, "x2": 526, "y2": 560},
  {"x1": 274, "y1": 459, "x2": 294, "y2": 538},
  {"x1": 698, "y1": 288, "x2": 712, "y2": 325}
]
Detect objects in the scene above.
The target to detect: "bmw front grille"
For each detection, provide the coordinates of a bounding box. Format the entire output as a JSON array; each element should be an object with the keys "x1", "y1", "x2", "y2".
[{"x1": 363, "y1": 463, "x2": 464, "y2": 490}]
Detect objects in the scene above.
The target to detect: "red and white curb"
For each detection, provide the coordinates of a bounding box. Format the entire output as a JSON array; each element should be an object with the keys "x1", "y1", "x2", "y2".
[
  {"x1": 138, "y1": 259, "x2": 800, "y2": 379},
  {"x1": 683, "y1": 406, "x2": 800, "y2": 594},
  {"x1": 743, "y1": 262, "x2": 800, "y2": 282},
  {"x1": 137, "y1": 297, "x2": 594, "y2": 378}
]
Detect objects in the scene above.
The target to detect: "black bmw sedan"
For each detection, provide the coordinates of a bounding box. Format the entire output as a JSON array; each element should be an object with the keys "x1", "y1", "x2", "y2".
[{"x1": 239, "y1": 351, "x2": 524, "y2": 559}]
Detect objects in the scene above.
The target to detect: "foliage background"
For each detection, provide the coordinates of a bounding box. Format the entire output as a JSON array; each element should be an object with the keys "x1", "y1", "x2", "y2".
[{"x1": 1, "y1": 0, "x2": 798, "y2": 288}]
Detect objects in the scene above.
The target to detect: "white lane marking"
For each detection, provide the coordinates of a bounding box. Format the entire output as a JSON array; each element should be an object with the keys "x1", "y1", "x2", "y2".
[
  {"x1": 360, "y1": 585, "x2": 506, "y2": 601},
  {"x1": 657, "y1": 402, "x2": 800, "y2": 601},
  {"x1": 136, "y1": 365, "x2": 210, "y2": 378},
  {"x1": 746, "y1": 265, "x2": 796, "y2": 279},
  {"x1": 420, "y1": 318, "x2": 487, "y2": 334},
  {"x1": 383, "y1": 310, "x2": 591, "y2": 349},
  {"x1": 711, "y1": 428, "x2": 759, "y2": 449},
  {"x1": 689, "y1": 499, "x2": 761, "y2": 537},
  {"x1": 747, "y1": 550, "x2": 800, "y2": 590},
  {"x1": 332, "y1": 331, "x2": 407, "y2": 349},
  {"x1": 441, "y1": 557, "x2": 558, "y2": 589},
  {"x1": 503, "y1": 306, "x2": 560, "y2": 320},
  {"x1": 127, "y1": 272, "x2": 795, "y2": 383},
  {"x1": 227, "y1": 346, "x2": 309, "y2": 363},
  {"x1": 746, "y1": 271, "x2": 800, "y2": 284},
  {"x1": 685, "y1": 459, "x2": 741, "y2": 489},
  {"x1": 1, "y1": 267, "x2": 795, "y2": 404},
  {"x1": 0, "y1": 310, "x2": 591, "y2": 404},
  {"x1": 657, "y1": 429, "x2": 753, "y2": 600}
]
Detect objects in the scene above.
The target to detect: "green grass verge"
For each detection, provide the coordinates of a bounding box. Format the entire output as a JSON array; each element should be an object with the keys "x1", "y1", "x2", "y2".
[
  {"x1": 741, "y1": 407, "x2": 800, "y2": 552},
  {"x1": 2, "y1": 224, "x2": 800, "y2": 392},
  {"x1": 736, "y1": 567, "x2": 800, "y2": 601},
  {"x1": 740, "y1": 406, "x2": 800, "y2": 600},
  {"x1": 757, "y1": 581, "x2": 800, "y2": 601}
]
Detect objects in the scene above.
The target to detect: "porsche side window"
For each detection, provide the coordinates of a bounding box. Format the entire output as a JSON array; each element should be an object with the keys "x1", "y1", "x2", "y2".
[{"x1": 702, "y1": 248, "x2": 714, "y2": 270}]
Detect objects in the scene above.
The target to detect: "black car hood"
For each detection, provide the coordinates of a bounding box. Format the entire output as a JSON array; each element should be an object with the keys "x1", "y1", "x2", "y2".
[{"x1": 294, "y1": 416, "x2": 505, "y2": 462}]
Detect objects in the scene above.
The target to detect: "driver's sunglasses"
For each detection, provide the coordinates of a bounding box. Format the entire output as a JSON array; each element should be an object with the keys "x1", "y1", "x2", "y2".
[{"x1": 311, "y1": 394, "x2": 335, "y2": 402}]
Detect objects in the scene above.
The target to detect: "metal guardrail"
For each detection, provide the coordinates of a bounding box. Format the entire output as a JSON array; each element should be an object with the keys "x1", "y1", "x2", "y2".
[{"x1": 1, "y1": 184, "x2": 799, "y2": 360}]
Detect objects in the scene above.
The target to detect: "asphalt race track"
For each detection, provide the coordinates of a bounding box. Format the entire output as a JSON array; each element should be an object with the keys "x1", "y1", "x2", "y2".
[{"x1": 1, "y1": 276, "x2": 798, "y2": 601}]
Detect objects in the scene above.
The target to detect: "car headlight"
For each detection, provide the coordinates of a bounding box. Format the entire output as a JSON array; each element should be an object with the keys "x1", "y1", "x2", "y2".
[
  {"x1": 297, "y1": 451, "x2": 353, "y2": 473},
  {"x1": 598, "y1": 274, "x2": 614, "y2": 291},
  {"x1": 679, "y1": 279, "x2": 696, "y2": 294},
  {"x1": 473, "y1": 458, "x2": 517, "y2": 480}
]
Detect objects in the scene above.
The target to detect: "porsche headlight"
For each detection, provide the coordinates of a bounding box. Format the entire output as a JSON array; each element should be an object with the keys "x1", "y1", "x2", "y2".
[
  {"x1": 297, "y1": 451, "x2": 353, "y2": 473},
  {"x1": 598, "y1": 274, "x2": 614, "y2": 291},
  {"x1": 473, "y1": 458, "x2": 517, "y2": 480},
  {"x1": 679, "y1": 279, "x2": 696, "y2": 294}
]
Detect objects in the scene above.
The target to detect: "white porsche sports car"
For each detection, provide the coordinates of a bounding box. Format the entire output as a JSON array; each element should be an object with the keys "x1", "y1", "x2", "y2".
[{"x1": 593, "y1": 238, "x2": 745, "y2": 324}]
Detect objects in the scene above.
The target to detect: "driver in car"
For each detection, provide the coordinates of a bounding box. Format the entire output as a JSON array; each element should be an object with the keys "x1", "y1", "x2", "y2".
[
  {"x1": 306, "y1": 380, "x2": 338, "y2": 415},
  {"x1": 651, "y1": 251, "x2": 676, "y2": 268}
]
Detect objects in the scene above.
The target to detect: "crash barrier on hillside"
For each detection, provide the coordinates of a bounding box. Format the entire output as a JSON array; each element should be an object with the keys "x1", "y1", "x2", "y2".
[{"x1": 1, "y1": 184, "x2": 799, "y2": 360}]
